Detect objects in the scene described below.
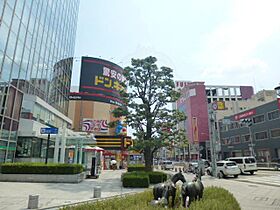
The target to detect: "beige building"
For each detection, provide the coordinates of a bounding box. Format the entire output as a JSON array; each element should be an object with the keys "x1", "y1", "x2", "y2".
[{"x1": 216, "y1": 90, "x2": 277, "y2": 121}]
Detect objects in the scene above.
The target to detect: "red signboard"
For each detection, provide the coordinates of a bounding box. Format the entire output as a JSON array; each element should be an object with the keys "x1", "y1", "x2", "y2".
[
  {"x1": 278, "y1": 98, "x2": 280, "y2": 110},
  {"x1": 234, "y1": 109, "x2": 256, "y2": 120}
]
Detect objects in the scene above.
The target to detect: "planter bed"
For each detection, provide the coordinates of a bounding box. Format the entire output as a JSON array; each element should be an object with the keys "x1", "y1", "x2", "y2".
[{"x1": 0, "y1": 172, "x2": 85, "y2": 183}]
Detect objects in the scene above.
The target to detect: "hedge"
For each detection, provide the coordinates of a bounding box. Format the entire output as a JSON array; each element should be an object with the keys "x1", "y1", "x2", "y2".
[
  {"x1": 1, "y1": 163, "x2": 83, "y2": 174},
  {"x1": 122, "y1": 172, "x2": 149, "y2": 188},
  {"x1": 61, "y1": 186, "x2": 241, "y2": 210},
  {"x1": 127, "y1": 164, "x2": 146, "y2": 172},
  {"x1": 122, "y1": 171, "x2": 167, "y2": 186},
  {"x1": 147, "y1": 171, "x2": 167, "y2": 184}
]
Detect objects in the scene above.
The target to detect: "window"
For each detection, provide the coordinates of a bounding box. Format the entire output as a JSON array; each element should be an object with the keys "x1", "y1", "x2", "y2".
[
  {"x1": 236, "y1": 88, "x2": 241, "y2": 96},
  {"x1": 271, "y1": 128, "x2": 280, "y2": 138},
  {"x1": 255, "y1": 131, "x2": 268, "y2": 140},
  {"x1": 230, "y1": 137, "x2": 234, "y2": 144},
  {"x1": 268, "y1": 110, "x2": 279, "y2": 120},
  {"x1": 223, "y1": 138, "x2": 229, "y2": 145},
  {"x1": 217, "y1": 88, "x2": 223, "y2": 96},
  {"x1": 217, "y1": 163, "x2": 224, "y2": 167},
  {"x1": 223, "y1": 88, "x2": 229, "y2": 96},
  {"x1": 206, "y1": 88, "x2": 211, "y2": 96},
  {"x1": 220, "y1": 125, "x2": 228, "y2": 132},
  {"x1": 242, "y1": 134, "x2": 250, "y2": 142},
  {"x1": 226, "y1": 162, "x2": 236, "y2": 166},
  {"x1": 229, "y1": 158, "x2": 243, "y2": 164},
  {"x1": 229, "y1": 122, "x2": 239, "y2": 129},
  {"x1": 233, "y1": 136, "x2": 240, "y2": 144},
  {"x1": 253, "y1": 115, "x2": 265, "y2": 124},
  {"x1": 230, "y1": 88, "x2": 235, "y2": 96},
  {"x1": 212, "y1": 89, "x2": 217, "y2": 96}
]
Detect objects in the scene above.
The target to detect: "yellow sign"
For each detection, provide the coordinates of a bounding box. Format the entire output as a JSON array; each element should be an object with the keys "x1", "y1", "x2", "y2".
[
  {"x1": 217, "y1": 101, "x2": 225, "y2": 110},
  {"x1": 124, "y1": 138, "x2": 133, "y2": 148},
  {"x1": 212, "y1": 101, "x2": 226, "y2": 110}
]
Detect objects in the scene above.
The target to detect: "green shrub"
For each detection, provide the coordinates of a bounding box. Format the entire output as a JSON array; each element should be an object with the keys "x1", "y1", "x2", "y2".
[
  {"x1": 122, "y1": 171, "x2": 167, "y2": 186},
  {"x1": 122, "y1": 172, "x2": 149, "y2": 188},
  {"x1": 147, "y1": 171, "x2": 167, "y2": 184},
  {"x1": 1, "y1": 163, "x2": 83, "y2": 174},
  {"x1": 127, "y1": 164, "x2": 146, "y2": 172},
  {"x1": 61, "y1": 186, "x2": 240, "y2": 210}
]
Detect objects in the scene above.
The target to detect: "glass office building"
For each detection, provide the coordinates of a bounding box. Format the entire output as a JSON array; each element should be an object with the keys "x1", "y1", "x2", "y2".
[{"x1": 0, "y1": 0, "x2": 79, "y2": 162}]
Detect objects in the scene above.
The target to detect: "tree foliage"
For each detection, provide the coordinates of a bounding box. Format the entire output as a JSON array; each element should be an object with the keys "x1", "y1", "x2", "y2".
[{"x1": 112, "y1": 56, "x2": 187, "y2": 170}]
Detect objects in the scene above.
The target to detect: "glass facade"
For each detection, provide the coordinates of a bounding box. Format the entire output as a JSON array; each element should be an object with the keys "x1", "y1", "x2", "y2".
[{"x1": 0, "y1": 0, "x2": 79, "y2": 162}]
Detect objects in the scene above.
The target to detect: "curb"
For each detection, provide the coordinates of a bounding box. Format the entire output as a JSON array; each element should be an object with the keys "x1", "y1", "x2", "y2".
[
  {"x1": 258, "y1": 168, "x2": 279, "y2": 171},
  {"x1": 38, "y1": 191, "x2": 144, "y2": 210}
]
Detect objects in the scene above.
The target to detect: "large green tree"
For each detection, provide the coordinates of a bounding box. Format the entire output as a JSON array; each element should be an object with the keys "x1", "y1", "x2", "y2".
[{"x1": 113, "y1": 56, "x2": 186, "y2": 171}]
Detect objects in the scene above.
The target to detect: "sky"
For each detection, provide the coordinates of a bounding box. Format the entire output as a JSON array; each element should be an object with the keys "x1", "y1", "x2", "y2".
[{"x1": 73, "y1": 0, "x2": 280, "y2": 92}]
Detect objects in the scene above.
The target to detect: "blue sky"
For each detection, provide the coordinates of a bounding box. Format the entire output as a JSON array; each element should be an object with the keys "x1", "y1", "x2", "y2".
[{"x1": 73, "y1": 0, "x2": 280, "y2": 92}]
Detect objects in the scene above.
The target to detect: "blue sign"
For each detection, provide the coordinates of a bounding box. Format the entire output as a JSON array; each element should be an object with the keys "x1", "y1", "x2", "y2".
[{"x1": 40, "y1": 127, "x2": 58, "y2": 134}]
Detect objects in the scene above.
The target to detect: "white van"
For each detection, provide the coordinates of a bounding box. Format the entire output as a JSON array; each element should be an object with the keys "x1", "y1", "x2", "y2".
[{"x1": 226, "y1": 156, "x2": 257, "y2": 174}]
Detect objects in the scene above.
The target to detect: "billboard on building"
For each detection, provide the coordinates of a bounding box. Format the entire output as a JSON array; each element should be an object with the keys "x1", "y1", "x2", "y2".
[
  {"x1": 69, "y1": 57, "x2": 125, "y2": 106},
  {"x1": 82, "y1": 119, "x2": 108, "y2": 133}
]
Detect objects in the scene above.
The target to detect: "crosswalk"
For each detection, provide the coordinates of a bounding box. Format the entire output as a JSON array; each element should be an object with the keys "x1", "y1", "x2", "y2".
[{"x1": 234, "y1": 171, "x2": 280, "y2": 187}]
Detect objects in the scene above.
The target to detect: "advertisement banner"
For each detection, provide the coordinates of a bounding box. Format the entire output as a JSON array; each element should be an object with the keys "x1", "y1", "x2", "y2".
[
  {"x1": 192, "y1": 117, "x2": 199, "y2": 143},
  {"x1": 234, "y1": 109, "x2": 256, "y2": 120},
  {"x1": 82, "y1": 119, "x2": 108, "y2": 133},
  {"x1": 75, "y1": 57, "x2": 125, "y2": 106}
]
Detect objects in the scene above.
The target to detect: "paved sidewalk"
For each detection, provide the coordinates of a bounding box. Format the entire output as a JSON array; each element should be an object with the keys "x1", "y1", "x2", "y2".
[
  {"x1": 0, "y1": 170, "x2": 280, "y2": 210},
  {"x1": 0, "y1": 170, "x2": 143, "y2": 210}
]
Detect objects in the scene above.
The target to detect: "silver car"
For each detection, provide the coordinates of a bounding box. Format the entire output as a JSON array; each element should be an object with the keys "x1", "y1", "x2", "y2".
[{"x1": 161, "y1": 161, "x2": 174, "y2": 170}]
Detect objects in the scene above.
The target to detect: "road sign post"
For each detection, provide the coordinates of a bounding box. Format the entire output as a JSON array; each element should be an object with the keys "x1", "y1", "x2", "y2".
[
  {"x1": 40, "y1": 128, "x2": 58, "y2": 164},
  {"x1": 45, "y1": 134, "x2": 50, "y2": 164}
]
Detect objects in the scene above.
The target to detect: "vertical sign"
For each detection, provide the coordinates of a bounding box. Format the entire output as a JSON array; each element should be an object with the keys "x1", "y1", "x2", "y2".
[{"x1": 192, "y1": 117, "x2": 199, "y2": 143}]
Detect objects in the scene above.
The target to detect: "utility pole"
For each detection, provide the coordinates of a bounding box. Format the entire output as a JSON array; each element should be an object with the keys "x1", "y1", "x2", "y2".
[
  {"x1": 240, "y1": 118, "x2": 254, "y2": 157},
  {"x1": 209, "y1": 108, "x2": 217, "y2": 177}
]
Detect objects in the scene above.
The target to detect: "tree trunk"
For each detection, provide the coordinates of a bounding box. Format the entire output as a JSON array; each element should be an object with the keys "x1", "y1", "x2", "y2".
[{"x1": 144, "y1": 147, "x2": 153, "y2": 171}]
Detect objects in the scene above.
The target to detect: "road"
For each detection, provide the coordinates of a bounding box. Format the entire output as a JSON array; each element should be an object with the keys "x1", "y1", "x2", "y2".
[
  {"x1": 233, "y1": 170, "x2": 280, "y2": 187},
  {"x1": 0, "y1": 170, "x2": 279, "y2": 210},
  {"x1": 166, "y1": 169, "x2": 280, "y2": 210}
]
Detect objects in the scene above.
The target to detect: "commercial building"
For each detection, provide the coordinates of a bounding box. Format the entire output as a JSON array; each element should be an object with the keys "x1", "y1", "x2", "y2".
[
  {"x1": 0, "y1": 1, "x2": 80, "y2": 162},
  {"x1": 219, "y1": 100, "x2": 280, "y2": 162},
  {"x1": 68, "y1": 57, "x2": 132, "y2": 169},
  {"x1": 175, "y1": 81, "x2": 254, "y2": 160}
]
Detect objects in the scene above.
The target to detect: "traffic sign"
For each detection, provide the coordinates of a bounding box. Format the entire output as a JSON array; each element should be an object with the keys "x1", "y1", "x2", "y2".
[
  {"x1": 40, "y1": 127, "x2": 58, "y2": 134},
  {"x1": 212, "y1": 103, "x2": 218, "y2": 110}
]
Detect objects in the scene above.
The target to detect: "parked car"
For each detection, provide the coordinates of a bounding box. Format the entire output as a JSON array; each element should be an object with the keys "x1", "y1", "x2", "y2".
[
  {"x1": 216, "y1": 160, "x2": 241, "y2": 178},
  {"x1": 271, "y1": 158, "x2": 280, "y2": 170},
  {"x1": 161, "y1": 160, "x2": 174, "y2": 170},
  {"x1": 188, "y1": 161, "x2": 198, "y2": 173},
  {"x1": 226, "y1": 156, "x2": 257, "y2": 175},
  {"x1": 188, "y1": 159, "x2": 209, "y2": 175}
]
